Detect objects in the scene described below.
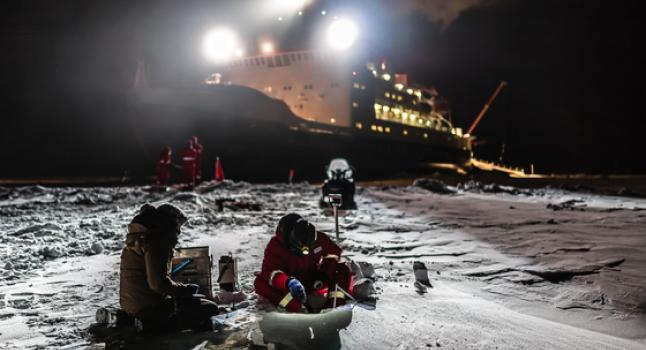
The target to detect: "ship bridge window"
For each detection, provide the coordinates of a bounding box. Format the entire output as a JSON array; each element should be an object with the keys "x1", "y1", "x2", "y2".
[
  {"x1": 283, "y1": 85, "x2": 292, "y2": 91},
  {"x1": 304, "y1": 84, "x2": 313, "y2": 90},
  {"x1": 267, "y1": 56, "x2": 275, "y2": 67},
  {"x1": 282, "y1": 54, "x2": 290, "y2": 64},
  {"x1": 255, "y1": 58, "x2": 261, "y2": 65},
  {"x1": 297, "y1": 53, "x2": 302, "y2": 60},
  {"x1": 261, "y1": 57, "x2": 266, "y2": 65},
  {"x1": 330, "y1": 82, "x2": 339, "y2": 88},
  {"x1": 352, "y1": 102, "x2": 359, "y2": 108}
]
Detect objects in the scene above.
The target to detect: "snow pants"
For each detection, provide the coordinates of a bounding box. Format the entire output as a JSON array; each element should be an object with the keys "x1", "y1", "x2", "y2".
[
  {"x1": 181, "y1": 160, "x2": 196, "y2": 184},
  {"x1": 254, "y1": 262, "x2": 353, "y2": 313},
  {"x1": 135, "y1": 297, "x2": 219, "y2": 331},
  {"x1": 155, "y1": 163, "x2": 171, "y2": 185}
]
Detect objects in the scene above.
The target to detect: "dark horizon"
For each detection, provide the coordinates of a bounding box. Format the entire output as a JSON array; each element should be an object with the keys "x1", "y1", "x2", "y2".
[{"x1": 2, "y1": 0, "x2": 645, "y2": 179}]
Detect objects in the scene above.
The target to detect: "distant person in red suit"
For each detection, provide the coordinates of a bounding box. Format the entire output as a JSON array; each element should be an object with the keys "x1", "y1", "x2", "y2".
[
  {"x1": 180, "y1": 140, "x2": 197, "y2": 185},
  {"x1": 191, "y1": 136, "x2": 204, "y2": 183},
  {"x1": 154, "y1": 146, "x2": 173, "y2": 187},
  {"x1": 254, "y1": 213, "x2": 353, "y2": 313}
]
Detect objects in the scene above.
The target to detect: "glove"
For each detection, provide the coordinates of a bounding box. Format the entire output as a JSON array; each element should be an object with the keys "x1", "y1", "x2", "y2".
[
  {"x1": 286, "y1": 278, "x2": 306, "y2": 304},
  {"x1": 185, "y1": 283, "x2": 200, "y2": 295}
]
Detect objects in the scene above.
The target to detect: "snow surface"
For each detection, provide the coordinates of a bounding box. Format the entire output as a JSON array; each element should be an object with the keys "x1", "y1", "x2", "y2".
[{"x1": 0, "y1": 181, "x2": 645, "y2": 349}]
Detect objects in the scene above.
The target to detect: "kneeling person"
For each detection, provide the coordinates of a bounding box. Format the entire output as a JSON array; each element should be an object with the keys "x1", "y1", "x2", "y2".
[
  {"x1": 255, "y1": 213, "x2": 353, "y2": 312},
  {"x1": 119, "y1": 203, "x2": 219, "y2": 331}
]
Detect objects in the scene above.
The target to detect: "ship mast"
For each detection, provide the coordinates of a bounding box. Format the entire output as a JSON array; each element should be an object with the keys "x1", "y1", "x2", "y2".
[{"x1": 466, "y1": 81, "x2": 507, "y2": 135}]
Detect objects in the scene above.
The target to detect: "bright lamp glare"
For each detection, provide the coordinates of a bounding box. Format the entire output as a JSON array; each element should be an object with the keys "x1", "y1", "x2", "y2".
[
  {"x1": 326, "y1": 18, "x2": 358, "y2": 50},
  {"x1": 261, "y1": 41, "x2": 275, "y2": 54},
  {"x1": 203, "y1": 28, "x2": 238, "y2": 63},
  {"x1": 272, "y1": 0, "x2": 307, "y2": 12}
]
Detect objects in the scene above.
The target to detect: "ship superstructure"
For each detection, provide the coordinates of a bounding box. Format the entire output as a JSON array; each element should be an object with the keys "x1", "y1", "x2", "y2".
[{"x1": 206, "y1": 49, "x2": 471, "y2": 155}]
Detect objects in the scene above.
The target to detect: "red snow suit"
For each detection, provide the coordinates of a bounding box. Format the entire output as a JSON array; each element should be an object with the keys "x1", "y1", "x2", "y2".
[
  {"x1": 154, "y1": 147, "x2": 172, "y2": 186},
  {"x1": 254, "y1": 229, "x2": 353, "y2": 312},
  {"x1": 180, "y1": 143, "x2": 197, "y2": 185}
]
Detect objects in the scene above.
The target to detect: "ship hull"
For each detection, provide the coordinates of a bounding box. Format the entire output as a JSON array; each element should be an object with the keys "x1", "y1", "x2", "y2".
[{"x1": 130, "y1": 85, "x2": 471, "y2": 182}]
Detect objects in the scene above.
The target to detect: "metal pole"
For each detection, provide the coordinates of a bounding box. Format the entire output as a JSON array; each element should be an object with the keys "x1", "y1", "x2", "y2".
[{"x1": 334, "y1": 206, "x2": 339, "y2": 241}]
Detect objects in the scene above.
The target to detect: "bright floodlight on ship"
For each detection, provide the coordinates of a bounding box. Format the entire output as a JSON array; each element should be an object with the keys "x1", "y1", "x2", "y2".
[
  {"x1": 261, "y1": 41, "x2": 275, "y2": 54},
  {"x1": 326, "y1": 18, "x2": 358, "y2": 50},
  {"x1": 203, "y1": 27, "x2": 238, "y2": 63},
  {"x1": 273, "y1": 0, "x2": 308, "y2": 12}
]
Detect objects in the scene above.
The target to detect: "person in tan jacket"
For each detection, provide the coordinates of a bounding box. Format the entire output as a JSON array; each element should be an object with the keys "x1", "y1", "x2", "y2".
[{"x1": 119, "y1": 203, "x2": 219, "y2": 331}]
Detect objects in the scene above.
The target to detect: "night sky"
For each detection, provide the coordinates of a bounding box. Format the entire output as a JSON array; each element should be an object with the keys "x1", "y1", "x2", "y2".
[{"x1": 2, "y1": 0, "x2": 645, "y2": 178}]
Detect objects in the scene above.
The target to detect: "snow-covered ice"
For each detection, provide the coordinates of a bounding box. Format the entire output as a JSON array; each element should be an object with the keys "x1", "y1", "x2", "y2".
[{"x1": 0, "y1": 180, "x2": 645, "y2": 349}]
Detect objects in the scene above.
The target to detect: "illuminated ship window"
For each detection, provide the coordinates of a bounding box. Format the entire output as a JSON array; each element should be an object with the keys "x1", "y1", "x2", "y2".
[
  {"x1": 385, "y1": 92, "x2": 391, "y2": 98},
  {"x1": 403, "y1": 129, "x2": 408, "y2": 135},
  {"x1": 385, "y1": 127, "x2": 391, "y2": 133},
  {"x1": 360, "y1": 84, "x2": 366, "y2": 90},
  {"x1": 353, "y1": 83, "x2": 360, "y2": 89},
  {"x1": 330, "y1": 118, "x2": 336, "y2": 123},
  {"x1": 382, "y1": 106, "x2": 390, "y2": 112},
  {"x1": 264, "y1": 86, "x2": 273, "y2": 93},
  {"x1": 397, "y1": 96, "x2": 403, "y2": 101},
  {"x1": 355, "y1": 122, "x2": 363, "y2": 129},
  {"x1": 424, "y1": 133, "x2": 429, "y2": 138},
  {"x1": 406, "y1": 88, "x2": 413, "y2": 95},
  {"x1": 371, "y1": 125, "x2": 377, "y2": 131},
  {"x1": 374, "y1": 103, "x2": 381, "y2": 110},
  {"x1": 352, "y1": 102, "x2": 359, "y2": 108},
  {"x1": 377, "y1": 126, "x2": 384, "y2": 132}
]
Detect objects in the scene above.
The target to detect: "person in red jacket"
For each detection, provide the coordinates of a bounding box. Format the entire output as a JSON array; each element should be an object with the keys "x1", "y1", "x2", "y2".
[
  {"x1": 180, "y1": 140, "x2": 197, "y2": 185},
  {"x1": 254, "y1": 213, "x2": 353, "y2": 313},
  {"x1": 191, "y1": 136, "x2": 204, "y2": 183},
  {"x1": 154, "y1": 146, "x2": 172, "y2": 187}
]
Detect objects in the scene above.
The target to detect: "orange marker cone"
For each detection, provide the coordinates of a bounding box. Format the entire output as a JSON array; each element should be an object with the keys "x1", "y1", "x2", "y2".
[{"x1": 214, "y1": 157, "x2": 225, "y2": 182}]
